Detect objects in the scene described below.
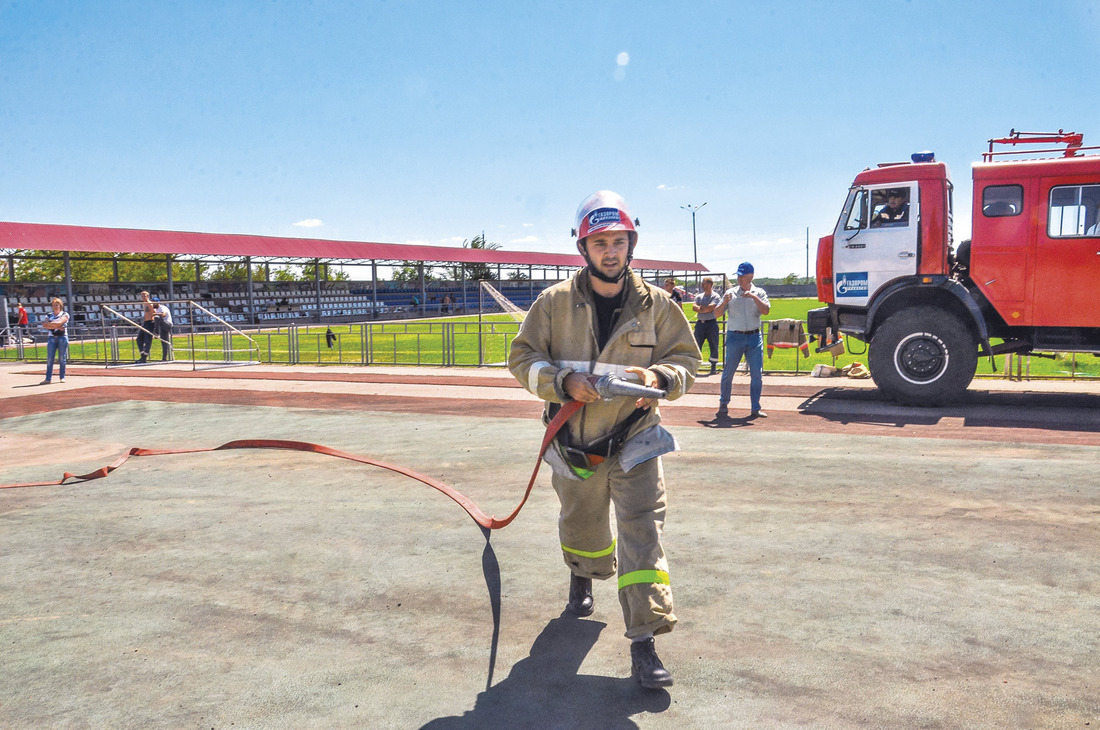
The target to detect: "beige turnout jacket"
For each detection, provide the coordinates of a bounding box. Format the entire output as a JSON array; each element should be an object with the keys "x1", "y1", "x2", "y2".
[{"x1": 509, "y1": 268, "x2": 701, "y2": 473}]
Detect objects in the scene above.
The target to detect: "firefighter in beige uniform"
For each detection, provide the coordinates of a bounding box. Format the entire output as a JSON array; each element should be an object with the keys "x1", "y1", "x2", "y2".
[{"x1": 509, "y1": 190, "x2": 701, "y2": 689}]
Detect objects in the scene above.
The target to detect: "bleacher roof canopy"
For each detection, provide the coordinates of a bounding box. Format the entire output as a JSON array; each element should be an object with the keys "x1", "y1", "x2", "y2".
[{"x1": 0, "y1": 221, "x2": 709, "y2": 274}]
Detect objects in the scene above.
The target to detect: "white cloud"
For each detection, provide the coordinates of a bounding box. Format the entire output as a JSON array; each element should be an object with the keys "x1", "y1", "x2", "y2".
[
  {"x1": 614, "y1": 51, "x2": 629, "y2": 81},
  {"x1": 510, "y1": 235, "x2": 539, "y2": 244},
  {"x1": 293, "y1": 218, "x2": 323, "y2": 228},
  {"x1": 657, "y1": 184, "x2": 682, "y2": 192}
]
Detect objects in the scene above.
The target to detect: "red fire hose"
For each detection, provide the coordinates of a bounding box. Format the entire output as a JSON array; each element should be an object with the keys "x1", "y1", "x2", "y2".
[{"x1": 0, "y1": 400, "x2": 585, "y2": 530}]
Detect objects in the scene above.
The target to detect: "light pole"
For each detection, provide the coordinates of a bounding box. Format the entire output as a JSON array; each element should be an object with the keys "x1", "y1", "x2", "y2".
[{"x1": 681, "y1": 202, "x2": 707, "y2": 263}]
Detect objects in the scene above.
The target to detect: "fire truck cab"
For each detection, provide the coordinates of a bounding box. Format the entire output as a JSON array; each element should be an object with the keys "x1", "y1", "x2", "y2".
[{"x1": 809, "y1": 130, "x2": 1100, "y2": 405}]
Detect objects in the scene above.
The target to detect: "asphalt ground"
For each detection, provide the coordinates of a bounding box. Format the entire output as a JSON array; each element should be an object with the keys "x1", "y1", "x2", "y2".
[{"x1": 1, "y1": 362, "x2": 1097, "y2": 729}]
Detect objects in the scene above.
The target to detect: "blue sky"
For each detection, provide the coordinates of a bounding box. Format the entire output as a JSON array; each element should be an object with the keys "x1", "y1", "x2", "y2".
[{"x1": 2, "y1": 1, "x2": 1098, "y2": 280}]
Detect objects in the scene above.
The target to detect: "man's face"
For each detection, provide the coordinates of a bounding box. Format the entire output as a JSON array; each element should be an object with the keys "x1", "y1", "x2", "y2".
[
  {"x1": 737, "y1": 272, "x2": 753, "y2": 290},
  {"x1": 702, "y1": 280, "x2": 713, "y2": 294},
  {"x1": 582, "y1": 231, "x2": 630, "y2": 280},
  {"x1": 888, "y1": 194, "x2": 903, "y2": 209}
]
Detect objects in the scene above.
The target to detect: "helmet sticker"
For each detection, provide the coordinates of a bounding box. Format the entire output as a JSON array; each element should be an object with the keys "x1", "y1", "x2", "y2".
[{"x1": 588, "y1": 208, "x2": 625, "y2": 230}]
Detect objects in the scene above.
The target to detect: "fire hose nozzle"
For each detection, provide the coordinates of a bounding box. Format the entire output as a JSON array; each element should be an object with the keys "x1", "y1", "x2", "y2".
[{"x1": 590, "y1": 374, "x2": 667, "y2": 401}]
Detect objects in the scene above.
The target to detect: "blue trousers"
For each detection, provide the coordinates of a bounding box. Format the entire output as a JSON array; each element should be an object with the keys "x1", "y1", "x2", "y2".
[
  {"x1": 46, "y1": 335, "x2": 68, "y2": 381},
  {"x1": 137, "y1": 321, "x2": 155, "y2": 358},
  {"x1": 719, "y1": 331, "x2": 763, "y2": 412},
  {"x1": 693, "y1": 319, "x2": 720, "y2": 365}
]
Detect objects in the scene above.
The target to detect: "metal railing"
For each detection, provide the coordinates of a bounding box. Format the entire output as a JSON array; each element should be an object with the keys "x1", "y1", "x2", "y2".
[{"x1": 3, "y1": 319, "x2": 1098, "y2": 379}]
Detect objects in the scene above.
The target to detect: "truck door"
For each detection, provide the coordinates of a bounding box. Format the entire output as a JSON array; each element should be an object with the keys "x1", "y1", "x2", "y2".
[
  {"x1": 831, "y1": 183, "x2": 920, "y2": 306},
  {"x1": 1033, "y1": 181, "x2": 1100, "y2": 326}
]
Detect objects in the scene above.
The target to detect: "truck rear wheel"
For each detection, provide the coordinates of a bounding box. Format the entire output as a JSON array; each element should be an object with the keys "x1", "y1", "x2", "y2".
[{"x1": 868, "y1": 309, "x2": 978, "y2": 406}]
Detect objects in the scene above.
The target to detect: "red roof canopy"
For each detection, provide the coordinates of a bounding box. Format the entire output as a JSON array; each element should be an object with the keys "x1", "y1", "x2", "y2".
[{"x1": 0, "y1": 221, "x2": 708, "y2": 273}]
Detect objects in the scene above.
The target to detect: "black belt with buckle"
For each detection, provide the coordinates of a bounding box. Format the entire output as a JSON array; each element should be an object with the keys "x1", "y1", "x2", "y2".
[
  {"x1": 731, "y1": 329, "x2": 759, "y2": 335},
  {"x1": 554, "y1": 405, "x2": 648, "y2": 471}
]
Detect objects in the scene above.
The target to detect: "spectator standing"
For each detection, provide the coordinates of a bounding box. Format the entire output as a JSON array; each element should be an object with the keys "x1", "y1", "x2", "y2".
[
  {"x1": 154, "y1": 299, "x2": 174, "y2": 360},
  {"x1": 17, "y1": 302, "x2": 29, "y2": 327},
  {"x1": 714, "y1": 262, "x2": 771, "y2": 419},
  {"x1": 691, "y1": 277, "x2": 723, "y2": 375},
  {"x1": 39, "y1": 297, "x2": 69, "y2": 384},
  {"x1": 509, "y1": 190, "x2": 700, "y2": 689},
  {"x1": 137, "y1": 291, "x2": 156, "y2": 363},
  {"x1": 661, "y1": 278, "x2": 683, "y2": 304}
]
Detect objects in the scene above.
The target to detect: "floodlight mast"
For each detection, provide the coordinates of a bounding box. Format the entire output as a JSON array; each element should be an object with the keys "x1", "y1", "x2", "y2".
[{"x1": 681, "y1": 202, "x2": 707, "y2": 263}]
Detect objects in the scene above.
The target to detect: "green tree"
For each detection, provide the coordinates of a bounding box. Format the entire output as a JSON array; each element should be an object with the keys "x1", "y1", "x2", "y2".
[
  {"x1": 443, "y1": 234, "x2": 501, "y2": 282},
  {"x1": 207, "y1": 262, "x2": 265, "y2": 281},
  {"x1": 15, "y1": 251, "x2": 108, "y2": 281},
  {"x1": 270, "y1": 266, "x2": 301, "y2": 282},
  {"x1": 301, "y1": 263, "x2": 350, "y2": 282},
  {"x1": 13, "y1": 251, "x2": 193, "y2": 282},
  {"x1": 392, "y1": 262, "x2": 434, "y2": 284}
]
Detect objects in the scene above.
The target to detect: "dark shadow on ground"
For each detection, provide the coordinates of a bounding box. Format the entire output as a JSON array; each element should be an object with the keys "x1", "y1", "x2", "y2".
[
  {"x1": 796, "y1": 388, "x2": 939, "y2": 428},
  {"x1": 798, "y1": 386, "x2": 1100, "y2": 432},
  {"x1": 699, "y1": 413, "x2": 759, "y2": 429},
  {"x1": 481, "y1": 526, "x2": 502, "y2": 689},
  {"x1": 422, "y1": 614, "x2": 670, "y2": 729}
]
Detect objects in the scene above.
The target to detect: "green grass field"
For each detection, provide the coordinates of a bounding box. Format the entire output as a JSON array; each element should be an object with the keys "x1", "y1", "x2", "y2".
[{"x1": 11, "y1": 297, "x2": 1099, "y2": 379}]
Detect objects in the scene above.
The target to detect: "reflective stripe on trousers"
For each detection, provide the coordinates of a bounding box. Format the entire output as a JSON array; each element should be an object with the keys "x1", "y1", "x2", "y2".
[
  {"x1": 552, "y1": 454, "x2": 676, "y2": 638},
  {"x1": 562, "y1": 540, "x2": 615, "y2": 560},
  {"x1": 619, "y1": 569, "x2": 670, "y2": 590}
]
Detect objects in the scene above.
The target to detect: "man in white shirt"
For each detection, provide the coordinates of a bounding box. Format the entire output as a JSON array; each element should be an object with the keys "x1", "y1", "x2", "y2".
[
  {"x1": 713, "y1": 262, "x2": 770, "y2": 419},
  {"x1": 153, "y1": 298, "x2": 174, "y2": 361}
]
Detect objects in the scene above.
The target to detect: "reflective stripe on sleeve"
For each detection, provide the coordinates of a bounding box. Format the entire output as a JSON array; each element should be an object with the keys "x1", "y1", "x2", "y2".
[
  {"x1": 527, "y1": 360, "x2": 552, "y2": 393},
  {"x1": 561, "y1": 539, "x2": 616, "y2": 559},
  {"x1": 618, "y1": 569, "x2": 670, "y2": 590},
  {"x1": 554, "y1": 361, "x2": 633, "y2": 379}
]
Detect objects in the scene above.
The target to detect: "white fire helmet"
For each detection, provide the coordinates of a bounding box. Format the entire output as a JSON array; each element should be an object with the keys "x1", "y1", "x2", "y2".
[{"x1": 571, "y1": 190, "x2": 639, "y2": 244}]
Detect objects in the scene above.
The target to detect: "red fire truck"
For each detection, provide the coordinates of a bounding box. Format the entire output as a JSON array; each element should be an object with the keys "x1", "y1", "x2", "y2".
[{"x1": 807, "y1": 130, "x2": 1100, "y2": 405}]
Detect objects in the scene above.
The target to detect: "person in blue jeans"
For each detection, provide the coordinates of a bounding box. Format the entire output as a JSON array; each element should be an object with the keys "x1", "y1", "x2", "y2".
[
  {"x1": 714, "y1": 262, "x2": 770, "y2": 419},
  {"x1": 40, "y1": 297, "x2": 70, "y2": 385}
]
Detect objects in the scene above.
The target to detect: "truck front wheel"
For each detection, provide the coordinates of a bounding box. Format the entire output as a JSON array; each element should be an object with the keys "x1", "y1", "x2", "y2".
[{"x1": 868, "y1": 309, "x2": 978, "y2": 406}]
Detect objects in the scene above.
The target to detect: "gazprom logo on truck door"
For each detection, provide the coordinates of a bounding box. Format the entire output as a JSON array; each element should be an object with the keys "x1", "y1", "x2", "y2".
[{"x1": 836, "y1": 272, "x2": 869, "y2": 297}]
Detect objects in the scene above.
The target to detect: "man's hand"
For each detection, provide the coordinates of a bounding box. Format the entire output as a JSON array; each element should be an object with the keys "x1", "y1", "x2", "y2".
[
  {"x1": 564, "y1": 372, "x2": 601, "y2": 403},
  {"x1": 625, "y1": 366, "x2": 660, "y2": 410}
]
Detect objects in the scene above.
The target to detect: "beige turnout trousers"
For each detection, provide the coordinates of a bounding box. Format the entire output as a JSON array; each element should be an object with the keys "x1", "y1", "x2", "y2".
[{"x1": 552, "y1": 455, "x2": 675, "y2": 639}]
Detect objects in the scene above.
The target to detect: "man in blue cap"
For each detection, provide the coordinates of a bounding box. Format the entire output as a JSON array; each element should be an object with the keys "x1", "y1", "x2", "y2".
[{"x1": 714, "y1": 262, "x2": 770, "y2": 418}]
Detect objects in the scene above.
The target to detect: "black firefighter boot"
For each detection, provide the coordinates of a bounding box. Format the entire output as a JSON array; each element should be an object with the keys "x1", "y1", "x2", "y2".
[
  {"x1": 631, "y1": 637, "x2": 674, "y2": 689},
  {"x1": 567, "y1": 573, "x2": 594, "y2": 616}
]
